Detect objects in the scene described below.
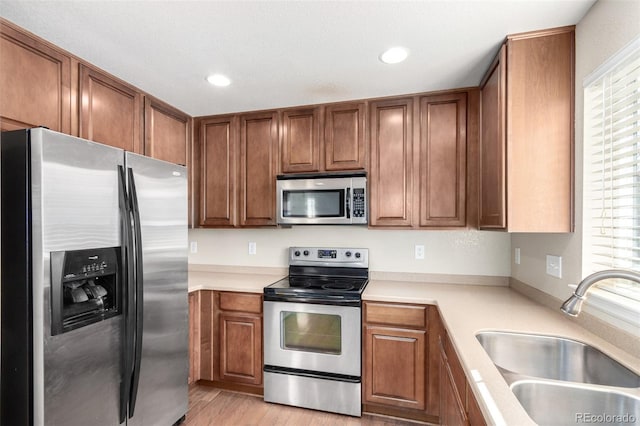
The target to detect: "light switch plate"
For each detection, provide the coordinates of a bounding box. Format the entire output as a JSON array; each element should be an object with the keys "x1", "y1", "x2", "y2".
[
  {"x1": 546, "y1": 255, "x2": 562, "y2": 278},
  {"x1": 189, "y1": 241, "x2": 198, "y2": 254},
  {"x1": 248, "y1": 242, "x2": 257, "y2": 255},
  {"x1": 515, "y1": 248, "x2": 521, "y2": 265}
]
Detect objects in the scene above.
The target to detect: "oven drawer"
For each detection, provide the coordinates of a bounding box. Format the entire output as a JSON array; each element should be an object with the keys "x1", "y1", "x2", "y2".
[
  {"x1": 364, "y1": 302, "x2": 427, "y2": 328},
  {"x1": 263, "y1": 301, "x2": 361, "y2": 377}
]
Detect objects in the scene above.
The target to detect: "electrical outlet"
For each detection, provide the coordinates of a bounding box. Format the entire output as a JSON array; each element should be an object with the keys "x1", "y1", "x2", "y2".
[
  {"x1": 546, "y1": 255, "x2": 562, "y2": 278},
  {"x1": 515, "y1": 248, "x2": 521, "y2": 265},
  {"x1": 415, "y1": 245, "x2": 425, "y2": 260},
  {"x1": 248, "y1": 242, "x2": 257, "y2": 255},
  {"x1": 189, "y1": 241, "x2": 198, "y2": 254}
]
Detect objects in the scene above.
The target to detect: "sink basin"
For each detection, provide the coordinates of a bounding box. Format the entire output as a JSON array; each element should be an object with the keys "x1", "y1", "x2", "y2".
[
  {"x1": 476, "y1": 331, "x2": 640, "y2": 388},
  {"x1": 511, "y1": 380, "x2": 640, "y2": 426}
]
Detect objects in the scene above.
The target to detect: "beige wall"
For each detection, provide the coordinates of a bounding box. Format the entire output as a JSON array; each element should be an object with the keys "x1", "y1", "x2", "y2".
[
  {"x1": 189, "y1": 227, "x2": 510, "y2": 277},
  {"x1": 512, "y1": 0, "x2": 640, "y2": 301}
]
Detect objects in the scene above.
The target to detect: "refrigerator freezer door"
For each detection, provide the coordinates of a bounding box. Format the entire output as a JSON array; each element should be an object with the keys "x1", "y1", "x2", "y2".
[
  {"x1": 33, "y1": 129, "x2": 124, "y2": 426},
  {"x1": 125, "y1": 152, "x2": 189, "y2": 425}
]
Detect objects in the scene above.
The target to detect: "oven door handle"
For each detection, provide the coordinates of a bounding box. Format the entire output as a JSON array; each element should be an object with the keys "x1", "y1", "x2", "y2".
[{"x1": 264, "y1": 365, "x2": 361, "y2": 383}]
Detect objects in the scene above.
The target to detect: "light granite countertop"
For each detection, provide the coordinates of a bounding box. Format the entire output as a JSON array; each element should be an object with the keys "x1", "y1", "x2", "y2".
[{"x1": 188, "y1": 268, "x2": 640, "y2": 425}]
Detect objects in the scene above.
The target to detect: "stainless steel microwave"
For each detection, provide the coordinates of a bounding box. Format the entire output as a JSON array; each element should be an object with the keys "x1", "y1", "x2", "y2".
[{"x1": 276, "y1": 172, "x2": 367, "y2": 225}]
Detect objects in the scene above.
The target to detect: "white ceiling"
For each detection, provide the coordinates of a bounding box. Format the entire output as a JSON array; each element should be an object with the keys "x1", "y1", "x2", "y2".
[{"x1": 0, "y1": 0, "x2": 596, "y2": 117}]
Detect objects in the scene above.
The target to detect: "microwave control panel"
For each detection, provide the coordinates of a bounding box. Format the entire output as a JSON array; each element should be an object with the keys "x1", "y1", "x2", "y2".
[{"x1": 352, "y1": 188, "x2": 366, "y2": 218}]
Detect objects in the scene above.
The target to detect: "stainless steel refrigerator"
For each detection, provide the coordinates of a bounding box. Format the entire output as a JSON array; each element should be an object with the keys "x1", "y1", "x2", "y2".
[{"x1": 1, "y1": 128, "x2": 189, "y2": 426}]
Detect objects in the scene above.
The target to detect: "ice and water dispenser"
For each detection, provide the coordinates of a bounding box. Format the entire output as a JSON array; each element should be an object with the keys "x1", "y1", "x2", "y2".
[{"x1": 50, "y1": 247, "x2": 122, "y2": 335}]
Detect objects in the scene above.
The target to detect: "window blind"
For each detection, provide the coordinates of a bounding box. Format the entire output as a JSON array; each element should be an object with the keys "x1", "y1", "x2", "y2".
[{"x1": 585, "y1": 41, "x2": 640, "y2": 304}]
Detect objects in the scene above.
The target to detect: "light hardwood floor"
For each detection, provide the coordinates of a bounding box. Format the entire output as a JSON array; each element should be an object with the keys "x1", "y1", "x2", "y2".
[{"x1": 186, "y1": 384, "x2": 427, "y2": 426}]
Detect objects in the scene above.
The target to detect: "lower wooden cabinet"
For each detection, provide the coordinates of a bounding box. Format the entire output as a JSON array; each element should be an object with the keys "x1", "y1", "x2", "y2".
[
  {"x1": 219, "y1": 313, "x2": 262, "y2": 385},
  {"x1": 439, "y1": 331, "x2": 487, "y2": 426},
  {"x1": 467, "y1": 383, "x2": 487, "y2": 426},
  {"x1": 364, "y1": 325, "x2": 426, "y2": 410},
  {"x1": 188, "y1": 291, "x2": 200, "y2": 384},
  {"x1": 362, "y1": 302, "x2": 439, "y2": 423},
  {"x1": 190, "y1": 290, "x2": 264, "y2": 394},
  {"x1": 440, "y1": 338, "x2": 468, "y2": 425}
]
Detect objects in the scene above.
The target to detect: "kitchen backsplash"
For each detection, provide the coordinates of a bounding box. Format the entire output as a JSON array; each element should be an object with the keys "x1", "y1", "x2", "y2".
[{"x1": 188, "y1": 227, "x2": 510, "y2": 277}]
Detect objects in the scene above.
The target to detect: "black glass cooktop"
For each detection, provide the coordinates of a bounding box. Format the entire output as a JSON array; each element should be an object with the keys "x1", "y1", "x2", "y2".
[{"x1": 266, "y1": 275, "x2": 369, "y2": 294}]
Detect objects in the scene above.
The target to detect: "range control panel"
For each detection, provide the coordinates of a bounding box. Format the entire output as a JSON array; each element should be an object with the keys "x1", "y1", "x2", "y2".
[{"x1": 289, "y1": 247, "x2": 368, "y2": 268}]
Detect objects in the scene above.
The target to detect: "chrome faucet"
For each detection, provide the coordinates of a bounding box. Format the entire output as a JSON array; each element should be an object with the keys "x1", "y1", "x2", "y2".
[{"x1": 561, "y1": 269, "x2": 640, "y2": 317}]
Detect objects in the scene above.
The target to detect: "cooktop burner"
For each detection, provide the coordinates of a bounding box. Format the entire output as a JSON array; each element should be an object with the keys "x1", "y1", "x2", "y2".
[{"x1": 264, "y1": 247, "x2": 369, "y2": 304}]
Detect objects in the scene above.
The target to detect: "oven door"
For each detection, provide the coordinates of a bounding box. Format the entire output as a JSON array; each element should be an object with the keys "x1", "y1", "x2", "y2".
[{"x1": 264, "y1": 300, "x2": 361, "y2": 377}]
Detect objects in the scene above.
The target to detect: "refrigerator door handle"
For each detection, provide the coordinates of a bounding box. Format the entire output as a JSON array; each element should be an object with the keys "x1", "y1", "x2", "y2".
[
  {"x1": 127, "y1": 167, "x2": 144, "y2": 418},
  {"x1": 117, "y1": 166, "x2": 135, "y2": 424}
]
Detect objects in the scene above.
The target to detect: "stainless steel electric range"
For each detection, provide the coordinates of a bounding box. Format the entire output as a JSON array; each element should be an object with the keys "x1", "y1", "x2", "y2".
[{"x1": 263, "y1": 247, "x2": 369, "y2": 417}]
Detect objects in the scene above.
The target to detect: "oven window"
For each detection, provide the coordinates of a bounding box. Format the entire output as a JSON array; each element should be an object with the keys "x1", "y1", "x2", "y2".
[
  {"x1": 281, "y1": 311, "x2": 341, "y2": 355},
  {"x1": 282, "y1": 189, "x2": 345, "y2": 218}
]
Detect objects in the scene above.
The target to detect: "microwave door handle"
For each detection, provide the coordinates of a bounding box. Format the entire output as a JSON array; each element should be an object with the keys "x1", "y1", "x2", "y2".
[{"x1": 345, "y1": 188, "x2": 351, "y2": 219}]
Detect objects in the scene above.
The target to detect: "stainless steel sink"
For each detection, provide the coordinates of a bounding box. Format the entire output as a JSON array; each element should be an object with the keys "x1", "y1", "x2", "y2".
[
  {"x1": 476, "y1": 331, "x2": 640, "y2": 388},
  {"x1": 511, "y1": 380, "x2": 640, "y2": 426},
  {"x1": 476, "y1": 331, "x2": 640, "y2": 425}
]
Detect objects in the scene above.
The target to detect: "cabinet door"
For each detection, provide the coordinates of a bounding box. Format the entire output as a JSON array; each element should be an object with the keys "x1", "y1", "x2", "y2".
[
  {"x1": 324, "y1": 103, "x2": 366, "y2": 170},
  {"x1": 281, "y1": 107, "x2": 320, "y2": 173},
  {"x1": 467, "y1": 384, "x2": 487, "y2": 426},
  {"x1": 418, "y1": 93, "x2": 467, "y2": 227},
  {"x1": 144, "y1": 96, "x2": 190, "y2": 165},
  {"x1": 506, "y1": 29, "x2": 574, "y2": 232},
  {"x1": 0, "y1": 20, "x2": 71, "y2": 133},
  {"x1": 238, "y1": 111, "x2": 278, "y2": 226},
  {"x1": 369, "y1": 98, "x2": 413, "y2": 227},
  {"x1": 440, "y1": 343, "x2": 468, "y2": 426},
  {"x1": 188, "y1": 291, "x2": 200, "y2": 384},
  {"x1": 364, "y1": 325, "x2": 426, "y2": 410},
  {"x1": 79, "y1": 65, "x2": 142, "y2": 153},
  {"x1": 199, "y1": 116, "x2": 237, "y2": 227},
  {"x1": 479, "y1": 46, "x2": 506, "y2": 229},
  {"x1": 198, "y1": 290, "x2": 216, "y2": 381},
  {"x1": 219, "y1": 313, "x2": 262, "y2": 385}
]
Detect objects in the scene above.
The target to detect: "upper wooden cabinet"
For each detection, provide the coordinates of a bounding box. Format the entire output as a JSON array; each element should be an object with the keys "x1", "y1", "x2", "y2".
[
  {"x1": 0, "y1": 19, "x2": 71, "y2": 133},
  {"x1": 418, "y1": 93, "x2": 467, "y2": 228},
  {"x1": 238, "y1": 111, "x2": 279, "y2": 226},
  {"x1": 479, "y1": 46, "x2": 506, "y2": 229},
  {"x1": 280, "y1": 102, "x2": 366, "y2": 173},
  {"x1": 281, "y1": 107, "x2": 320, "y2": 173},
  {"x1": 480, "y1": 26, "x2": 575, "y2": 232},
  {"x1": 369, "y1": 98, "x2": 414, "y2": 227},
  {"x1": 1, "y1": 19, "x2": 190, "y2": 164},
  {"x1": 324, "y1": 102, "x2": 366, "y2": 171},
  {"x1": 144, "y1": 96, "x2": 190, "y2": 165},
  {"x1": 196, "y1": 111, "x2": 278, "y2": 228},
  {"x1": 199, "y1": 115, "x2": 237, "y2": 227},
  {"x1": 369, "y1": 92, "x2": 473, "y2": 229},
  {"x1": 79, "y1": 65, "x2": 143, "y2": 153}
]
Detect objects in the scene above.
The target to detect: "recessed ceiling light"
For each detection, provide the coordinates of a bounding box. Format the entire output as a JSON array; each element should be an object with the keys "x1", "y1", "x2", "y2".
[
  {"x1": 379, "y1": 47, "x2": 409, "y2": 64},
  {"x1": 206, "y1": 74, "x2": 231, "y2": 87}
]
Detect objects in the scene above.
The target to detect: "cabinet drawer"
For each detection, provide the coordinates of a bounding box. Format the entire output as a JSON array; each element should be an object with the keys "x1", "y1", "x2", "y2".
[
  {"x1": 364, "y1": 302, "x2": 427, "y2": 328},
  {"x1": 219, "y1": 292, "x2": 262, "y2": 314}
]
